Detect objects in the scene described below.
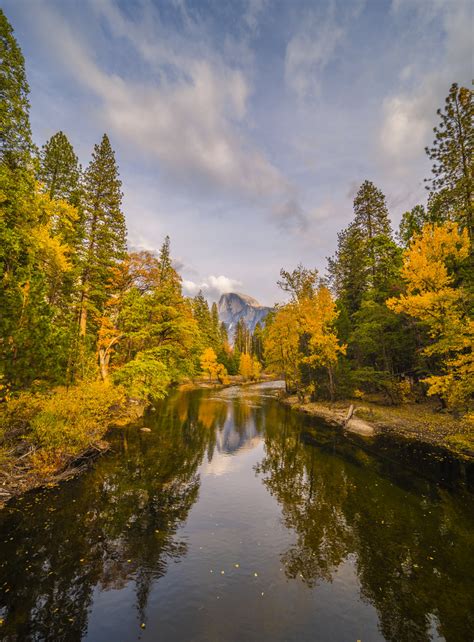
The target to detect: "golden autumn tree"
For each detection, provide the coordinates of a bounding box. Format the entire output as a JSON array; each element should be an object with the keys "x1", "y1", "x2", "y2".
[
  {"x1": 264, "y1": 304, "x2": 302, "y2": 393},
  {"x1": 239, "y1": 352, "x2": 253, "y2": 381},
  {"x1": 251, "y1": 357, "x2": 262, "y2": 381},
  {"x1": 387, "y1": 222, "x2": 472, "y2": 409},
  {"x1": 200, "y1": 347, "x2": 219, "y2": 381},
  {"x1": 299, "y1": 285, "x2": 346, "y2": 400},
  {"x1": 216, "y1": 363, "x2": 230, "y2": 384},
  {"x1": 264, "y1": 282, "x2": 344, "y2": 399}
]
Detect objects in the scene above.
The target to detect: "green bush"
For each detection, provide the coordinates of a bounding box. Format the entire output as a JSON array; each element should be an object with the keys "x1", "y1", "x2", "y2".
[{"x1": 113, "y1": 350, "x2": 171, "y2": 402}]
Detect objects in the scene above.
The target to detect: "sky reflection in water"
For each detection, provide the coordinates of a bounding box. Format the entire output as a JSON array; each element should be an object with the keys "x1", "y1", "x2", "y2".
[{"x1": 0, "y1": 382, "x2": 473, "y2": 641}]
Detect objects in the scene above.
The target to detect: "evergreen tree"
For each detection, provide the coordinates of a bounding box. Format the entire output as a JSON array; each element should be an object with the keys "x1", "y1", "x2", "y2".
[
  {"x1": 192, "y1": 291, "x2": 213, "y2": 347},
  {"x1": 353, "y1": 180, "x2": 394, "y2": 288},
  {"x1": 210, "y1": 302, "x2": 220, "y2": 348},
  {"x1": 219, "y1": 321, "x2": 228, "y2": 345},
  {"x1": 234, "y1": 319, "x2": 250, "y2": 354},
  {"x1": 0, "y1": 9, "x2": 33, "y2": 168},
  {"x1": 328, "y1": 181, "x2": 399, "y2": 313},
  {"x1": 398, "y1": 205, "x2": 427, "y2": 247},
  {"x1": 251, "y1": 322, "x2": 264, "y2": 363},
  {"x1": 425, "y1": 83, "x2": 473, "y2": 239},
  {"x1": 38, "y1": 131, "x2": 84, "y2": 263},
  {"x1": 79, "y1": 134, "x2": 126, "y2": 338},
  {"x1": 38, "y1": 131, "x2": 82, "y2": 205},
  {"x1": 327, "y1": 223, "x2": 367, "y2": 316},
  {"x1": 157, "y1": 235, "x2": 181, "y2": 294}
]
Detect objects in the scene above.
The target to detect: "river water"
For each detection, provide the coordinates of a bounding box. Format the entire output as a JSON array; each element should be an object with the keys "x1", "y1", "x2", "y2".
[{"x1": 1, "y1": 382, "x2": 473, "y2": 641}]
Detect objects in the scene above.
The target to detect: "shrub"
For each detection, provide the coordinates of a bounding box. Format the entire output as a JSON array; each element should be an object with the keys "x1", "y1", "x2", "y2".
[
  {"x1": 0, "y1": 392, "x2": 45, "y2": 441},
  {"x1": 30, "y1": 381, "x2": 125, "y2": 457},
  {"x1": 113, "y1": 351, "x2": 171, "y2": 402}
]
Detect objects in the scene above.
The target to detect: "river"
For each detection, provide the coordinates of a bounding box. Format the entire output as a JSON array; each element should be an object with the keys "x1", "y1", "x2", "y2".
[{"x1": 1, "y1": 382, "x2": 473, "y2": 641}]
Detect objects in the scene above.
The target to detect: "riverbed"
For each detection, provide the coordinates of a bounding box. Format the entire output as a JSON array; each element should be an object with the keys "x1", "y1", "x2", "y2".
[{"x1": 1, "y1": 382, "x2": 473, "y2": 641}]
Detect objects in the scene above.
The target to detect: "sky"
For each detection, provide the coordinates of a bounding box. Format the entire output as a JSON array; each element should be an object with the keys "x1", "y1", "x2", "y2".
[{"x1": 4, "y1": 0, "x2": 472, "y2": 305}]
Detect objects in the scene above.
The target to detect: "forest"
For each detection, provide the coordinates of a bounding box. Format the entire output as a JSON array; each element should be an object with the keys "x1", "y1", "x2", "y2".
[{"x1": 0, "y1": 7, "x2": 472, "y2": 489}]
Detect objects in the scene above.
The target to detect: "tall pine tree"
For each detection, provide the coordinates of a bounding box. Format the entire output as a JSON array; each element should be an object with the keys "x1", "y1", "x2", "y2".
[
  {"x1": 39, "y1": 131, "x2": 82, "y2": 205},
  {"x1": 0, "y1": 9, "x2": 33, "y2": 168},
  {"x1": 425, "y1": 83, "x2": 473, "y2": 239},
  {"x1": 79, "y1": 134, "x2": 126, "y2": 338}
]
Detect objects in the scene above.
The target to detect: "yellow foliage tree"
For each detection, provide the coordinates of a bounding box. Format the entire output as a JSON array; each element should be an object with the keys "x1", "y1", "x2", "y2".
[
  {"x1": 252, "y1": 357, "x2": 262, "y2": 381},
  {"x1": 387, "y1": 222, "x2": 472, "y2": 408},
  {"x1": 263, "y1": 303, "x2": 301, "y2": 392},
  {"x1": 299, "y1": 285, "x2": 346, "y2": 400},
  {"x1": 200, "y1": 347, "x2": 219, "y2": 381},
  {"x1": 239, "y1": 352, "x2": 253, "y2": 380},
  {"x1": 264, "y1": 286, "x2": 345, "y2": 399},
  {"x1": 216, "y1": 363, "x2": 230, "y2": 384}
]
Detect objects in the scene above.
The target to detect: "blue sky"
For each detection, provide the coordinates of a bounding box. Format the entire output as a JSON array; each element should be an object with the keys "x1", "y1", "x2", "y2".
[{"x1": 4, "y1": 0, "x2": 472, "y2": 304}]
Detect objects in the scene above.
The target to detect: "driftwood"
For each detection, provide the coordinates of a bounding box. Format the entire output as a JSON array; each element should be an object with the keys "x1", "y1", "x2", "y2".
[{"x1": 344, "y1": 404, "x2": 354, "y2": 427}]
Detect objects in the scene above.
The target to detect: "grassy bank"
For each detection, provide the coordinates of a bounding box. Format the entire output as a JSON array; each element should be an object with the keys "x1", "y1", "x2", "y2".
[
  {"x1": 282, "y1": 395, "x2": 474, "y2": 460},
  {"x1": 0, "y1": 382, "x2": 143, "y2": 507}
]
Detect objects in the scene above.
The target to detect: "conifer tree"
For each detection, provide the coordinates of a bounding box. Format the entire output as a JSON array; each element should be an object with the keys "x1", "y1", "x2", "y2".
[
  {"x1": 157, "y1": 235, "x2": 182, "y2": 294},
  {"x1": 398, "y1": 205, "x2": 427, "y2": 247},
  {"x1": 234, "y1": 319, "x2": 250, "y2": 354},
  {"x1": 328, "y1": 181, "x2": 399, "y2": 312},
  {"x1": 251, "y1": 322, "x2": 264, "y2": 363},
  {"x1": 192, "y1": 291, "x2": 213, "y2": 347},
  {"x1": 327, "y1": 223, "x2": 367, "y2": 315},
  {"x1": 0, "y1": 9, "x2": 33, "y2": 168},
  {"x1": 39, "y1": 131, "x2": 82, "y2": 205},
  {"x1": 353, "y1": 180, "x2": 394, "y2": 289},
  {"x1": 219, "y1": 321, "x2": 228, "y2": 345},
  {"x1": 38, "y1": 131, "x2": 84, "y2": 263},
  {"x1": 79, "y1": 134, "x2": 126, "y2": 337},
  {"x1": 425, "y1": 83, "x2": 473, "y2": 239}
]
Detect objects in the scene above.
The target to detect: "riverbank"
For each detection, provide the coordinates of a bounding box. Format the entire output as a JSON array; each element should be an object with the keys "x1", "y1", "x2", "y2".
[
  {"x1": 0, "y1": 376, "x2": 278, "y2": 508},
  {"x1": 282, "y1": 395, "x2": 474, "y2": 460},
  {"x1": 178, "y1": 373, "x2": 278, "y2": 390},
  {"x1": 0, "y1": 382, "x2": 145, "y2": 508}
]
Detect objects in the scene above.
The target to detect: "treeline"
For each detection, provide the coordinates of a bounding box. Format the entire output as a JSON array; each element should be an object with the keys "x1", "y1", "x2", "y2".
[
  {"x1": 264, "y1": 82, "x2": 473, "y2": 412},
  {"x1": 194, "y1": 304, "x2": 263, "y2": 384},
  {"x1": 0, "y1": 9, "x2": 258, "y2": 405},
  {"x1": 0, "y1": 10, "x2": 262, "y2": 474}
]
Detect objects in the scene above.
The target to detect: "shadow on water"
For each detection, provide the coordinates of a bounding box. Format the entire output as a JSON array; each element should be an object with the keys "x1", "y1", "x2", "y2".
[
  {"x1": 0, "y1": 383, "x2": 472, "y2": 641},
  {"x1": 258, "y1": 400, "x2": 474, "y2": 641}
]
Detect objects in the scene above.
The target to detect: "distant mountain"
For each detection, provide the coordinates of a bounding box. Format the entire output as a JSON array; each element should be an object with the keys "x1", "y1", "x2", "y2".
[{"x1": 218, "y1": 292, "x2": 272, "y2": 336}]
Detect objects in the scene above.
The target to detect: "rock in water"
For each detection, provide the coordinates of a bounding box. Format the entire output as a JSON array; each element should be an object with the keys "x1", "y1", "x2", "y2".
[{"x1": 218, "y1": 292, "x2": 272, "y2": 336}]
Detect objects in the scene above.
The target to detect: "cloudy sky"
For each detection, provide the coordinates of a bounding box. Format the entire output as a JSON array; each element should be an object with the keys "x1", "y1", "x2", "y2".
[{"x1": 5, "y1": 0, "x2": 471, "y2": 304}]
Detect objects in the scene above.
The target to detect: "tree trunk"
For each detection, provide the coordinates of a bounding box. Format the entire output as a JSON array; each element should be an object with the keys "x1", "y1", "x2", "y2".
[
  {"x1": 98, "y1": 348, "x2": 109, "y2": 382},
  {"x1": 328, "y1": 365, "x2": 335, "y2": 402}
]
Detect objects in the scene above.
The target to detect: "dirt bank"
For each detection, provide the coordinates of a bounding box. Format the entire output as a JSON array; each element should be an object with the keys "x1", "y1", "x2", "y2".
[{"x1": 282, "y1": 396, "x2": 474, "y2": 460}]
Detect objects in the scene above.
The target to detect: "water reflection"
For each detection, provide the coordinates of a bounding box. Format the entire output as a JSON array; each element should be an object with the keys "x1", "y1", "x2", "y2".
[
  {"x1": 257, "y1": 405, "x2": 474, "y2": 641},
  {"x1": 0, "y1": 388, "x2": 265, "y2": 640},
  {"x1": 0, "y1": 386, "x2": 472, "y2": 641}
]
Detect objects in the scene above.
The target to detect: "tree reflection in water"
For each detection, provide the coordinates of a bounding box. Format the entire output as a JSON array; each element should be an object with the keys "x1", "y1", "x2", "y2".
[
  {"x1": 0, "y1": 390, "x2": 219, "y2": 640},
  {"x1": 257, "y1": 405, "x2": 474, "y2": 641},
  {"x1": 0, "y1": 387, "x2": 472, "y2": 642}
]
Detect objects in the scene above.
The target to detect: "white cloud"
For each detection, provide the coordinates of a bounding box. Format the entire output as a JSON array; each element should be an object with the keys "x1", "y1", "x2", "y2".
[
  {"x1": 243, "y1": 0, "x2": 268, "y2": 34},
  {"x1": 284, "y1": 0, "x2": 365, "y2": 101},
  {"x1": 182, "y1": 275, "x2": 243, "y2": 301},
  {"x1": 31, "y1": 0, "x2": 285, "y2": 199},
  {"x1": 285, "y1": 4, "x2": 344, "y2": 100},
  {"x1": 379, "y1": 0, "x2": 471, "y2": 172}
]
